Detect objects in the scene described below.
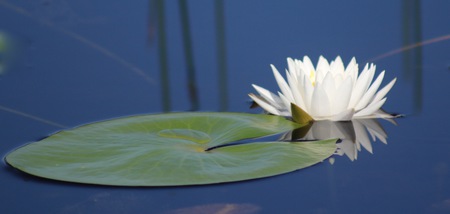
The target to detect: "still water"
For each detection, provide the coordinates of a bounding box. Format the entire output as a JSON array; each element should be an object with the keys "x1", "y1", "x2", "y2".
[{"x1": 1, "y1": 0, "x2": 450, "y2": 213}]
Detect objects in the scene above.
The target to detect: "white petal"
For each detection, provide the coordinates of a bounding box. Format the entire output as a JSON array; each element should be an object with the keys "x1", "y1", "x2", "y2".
[
  {"x1": 249, "y1": 93, "x2": 281, "y2": 115},
  {"x1": 345, "y1": 59, "x2": 359, "y2": 86},
  {"x1": 348, "y1": 64, "x2": 375, "y2": 109},
  {"x1": 303, "y1": 56, "x2": 315, "y2": 73},
  {"x1": 287, "y1": 58, "x2": 297, "y2": 75},
  {"x1": 354, "y1": 98, "x2": 387, "y2": 118},
  {"x1": 252, "y1": 84, "x2": 283, "y2": 108},
  {"x1": 369, "y1": 77, "x2": 396, "y2": 106},
  {"x1": 296, "y1": 60, "x2": 307, "y2": 76},
  {"x1": 315, "y1": 63, "x2": 326, "y2": 84},
  {"x1": 278, "y1": 92, "x2": 292, "y2": 114},
  {"x1": 330, "y1": 56, "x2": 345, "y2": 75},
  {"x1": 345, "y1": 57, "x2": 357, "y2": 74},
  {"x1": 311, "y1": 82, "x2": 332, "y2": 118},
  {"x1": 334, "y1": 74, "x2": 344, "y2": 89},
  {"x1": 331, "y1": 108, "x2": 355, "y2": 121},
  {"x1": 331, "y1": 76, "x2": 353, "y2": 115},
  {"x1": 303, "y1": 76, "x2": 314, "y2": 111},
  {"x1": 355, "y1": 71, "x2": 385, "y2": 110},
  {"x1": 286, "y1": 69, "x2": 307, "y2": 110},
  {"x1": 271, "y1": 65, "x2": 294, "y2": 101},
  {"x1": 321, "y1": 72, "x2": 337, "y2": 102},
  {"x1": 373, "y1": 109, "x2": 396, "y2": 119},
  {"x1": 316, "y1": 56, "x2": 330, "y2": 71}
]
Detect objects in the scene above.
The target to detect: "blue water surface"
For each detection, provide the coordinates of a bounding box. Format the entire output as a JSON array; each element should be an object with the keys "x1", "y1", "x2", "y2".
[{"x1": 1, "y1": 0, "x2": 450, "y2": 213}]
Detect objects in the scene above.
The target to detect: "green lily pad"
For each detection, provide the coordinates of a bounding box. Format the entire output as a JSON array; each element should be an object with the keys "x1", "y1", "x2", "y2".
[{"x1": 5, "y1": 112, "x2": 336, "y2": 186}]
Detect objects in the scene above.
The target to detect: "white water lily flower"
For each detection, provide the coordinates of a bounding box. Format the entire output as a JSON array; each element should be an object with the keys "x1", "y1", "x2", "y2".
[{"x1": 249, "y1": 56, "x2": 397, "y2": 121}]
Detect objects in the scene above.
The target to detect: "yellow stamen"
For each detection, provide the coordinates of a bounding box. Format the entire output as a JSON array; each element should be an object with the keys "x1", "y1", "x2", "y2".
[{"x1": 309, "y1": 70, "x2": 316, "y2": 87}]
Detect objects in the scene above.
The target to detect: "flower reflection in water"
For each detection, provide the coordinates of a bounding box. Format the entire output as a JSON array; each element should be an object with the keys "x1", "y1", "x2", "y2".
[{"x1": 281, "y1": 118, "x2": 396, "y2": 161}]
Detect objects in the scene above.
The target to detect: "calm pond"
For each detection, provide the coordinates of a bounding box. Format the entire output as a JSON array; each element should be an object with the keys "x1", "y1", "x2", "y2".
[{"x1": 1, "y1": 1, "x2": 450, "y2": 213}]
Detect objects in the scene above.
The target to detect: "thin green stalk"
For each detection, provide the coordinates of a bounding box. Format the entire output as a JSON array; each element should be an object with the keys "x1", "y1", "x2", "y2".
[
  {"x1": 179, "y1": 0, "x2": 199, "y2": 111},
  {"x1": 156, "y1": 0, "x2": 171, "y2": 112},
  {"x1": 215, "y1": 0, "x2": 228, "y2": 111}
]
